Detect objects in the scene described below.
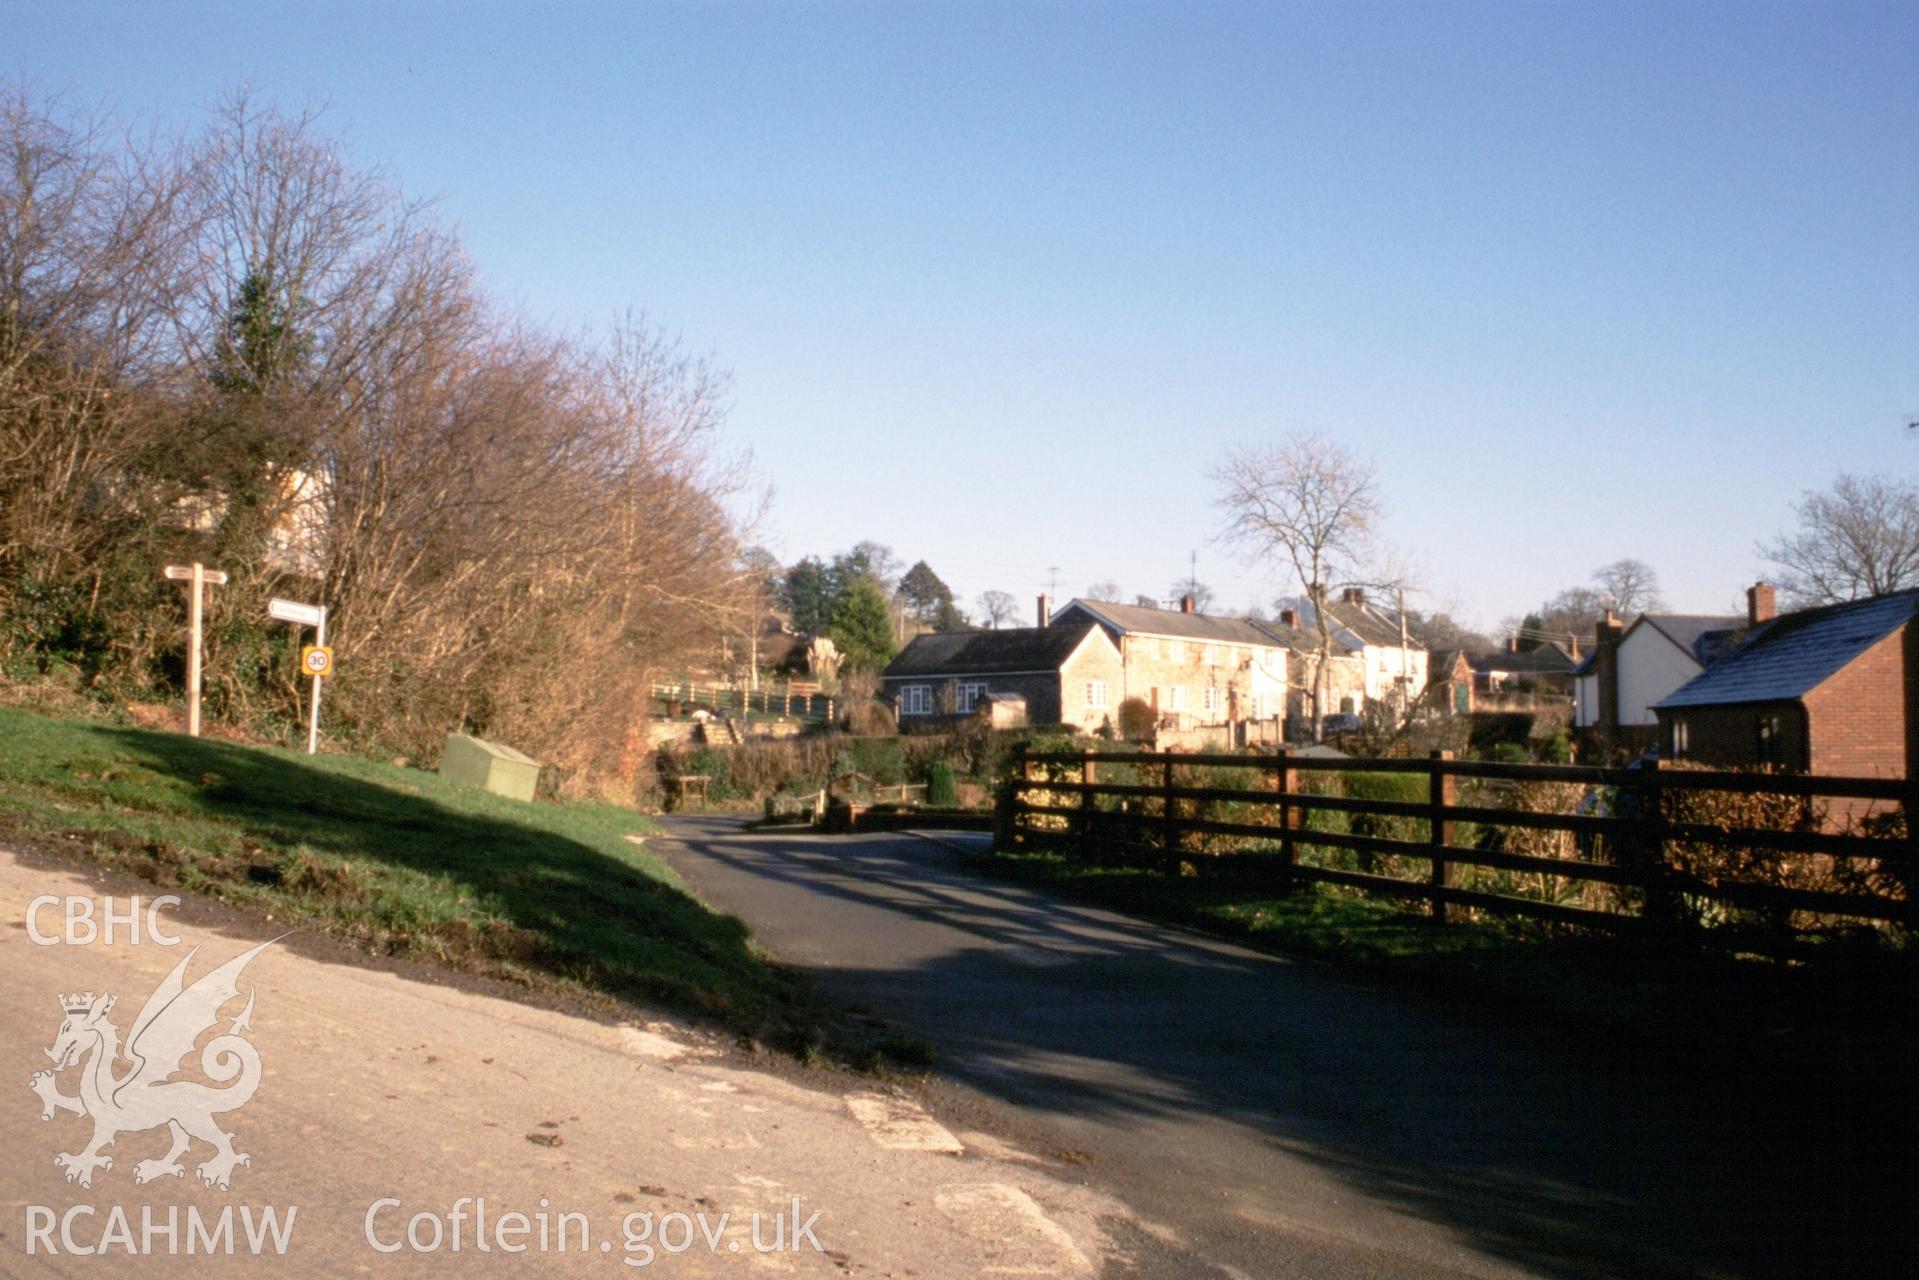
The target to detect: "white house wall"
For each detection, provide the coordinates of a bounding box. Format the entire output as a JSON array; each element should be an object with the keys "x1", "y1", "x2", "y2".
[
  {"x1": 1573, "y1": 672, "x2": 1598, "y2": 727},
  {"x1": 1617, "y1": 628, "x2": 1700, "y2": 727},
  {"x1": 1359, "y1": 644, "x2": 1429, "y2": 706}
]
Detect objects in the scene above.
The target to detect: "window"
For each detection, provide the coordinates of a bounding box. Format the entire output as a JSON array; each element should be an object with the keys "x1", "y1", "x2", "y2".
[
  {"x1": 1203, "y1": 686, "x2": 1223, "y2": 714},
  {"x1": 1670, "y1": 718, "x2": 1689, "y2": 760},
  {"x1": 1086, "y1": 680, "x2": 1108, "y2": 709},
  {"x1": 1167, "y1": 640, "x2": 1185, "y2": 661},
  {"x1": 1168, "y1": 685, "x2": 1186, "y2": 711},
  {"x1": 1757, "y1": 714, "x2": 1783, "y2": 767},
  {"x1": 957, "y1": 682, "x2": 987, "y2": 713},
  {"x1": 1203, "y1": 644, "x2": 1219, "y2": 666},
  {"x1": 900, "y1": 685, "x2": 933, "y2": 716}
]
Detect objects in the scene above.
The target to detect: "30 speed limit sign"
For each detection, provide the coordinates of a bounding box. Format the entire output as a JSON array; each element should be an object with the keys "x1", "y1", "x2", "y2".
[{"x1": 300, "y1": 645, "x2": 334, "y2": 678}]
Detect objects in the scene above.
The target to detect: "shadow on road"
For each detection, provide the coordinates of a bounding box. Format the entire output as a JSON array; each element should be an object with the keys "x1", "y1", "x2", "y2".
[{"x1": 660, "y1": 817, "x2": 1913, "y2": 1280}]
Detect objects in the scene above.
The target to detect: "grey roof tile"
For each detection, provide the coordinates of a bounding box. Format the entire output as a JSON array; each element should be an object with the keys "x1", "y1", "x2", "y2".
[
  {"x1": 1054, "y1": 599, "x2": 1285, "y2": 648},
  {"x1": 1654, "y1": 591, "x2": 1919, "y2": 709},
  {"x1": 882, "y1": 622, "x2": 1101, "y2": 680}
]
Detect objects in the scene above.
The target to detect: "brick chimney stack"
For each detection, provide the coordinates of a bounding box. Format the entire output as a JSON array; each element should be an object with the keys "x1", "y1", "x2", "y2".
[
  {"x1": 1507, "y1": 635, "x2": 1520, "y2": 653},
  {"x1": 1179, "y1": 594, "x2": 1195, "y2": 614},
  {"x1": 1279, "y1": 608, "x2": 1299, "y2": 628},
  {"x1": 1747, "y1": 581, "x2": 1776, "y2": 628},
  {"x1": 1037, "y1": 594, "x2": 1051, "y2": 627},
  {"x1": 1595, "y1": 609, "x2": 1625, "y2": 747},
  {"x1": 1341, "y1": 587, "x2": 1365, "y2": 606}
]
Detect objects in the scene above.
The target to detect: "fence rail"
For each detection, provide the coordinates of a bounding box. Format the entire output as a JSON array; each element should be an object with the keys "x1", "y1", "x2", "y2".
[
  {"x1": 995, "y1": 746, "x2": 1915, "y2": 949},
  {"x1": 651, "y1": 681, "x2": 835, "y2": 722}
]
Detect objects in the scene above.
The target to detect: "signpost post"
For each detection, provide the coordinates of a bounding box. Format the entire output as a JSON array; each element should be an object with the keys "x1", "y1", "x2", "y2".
[
  {"x1": 163, "y1": 563, "x2": 228, "y2": 737},
  {"x1": 269, "y1": 597, "x2": 329, "y2": 755}
]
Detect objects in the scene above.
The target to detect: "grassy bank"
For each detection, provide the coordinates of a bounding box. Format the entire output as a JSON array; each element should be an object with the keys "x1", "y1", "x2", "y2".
[{"x1": 0, "y1": 707, "x2": 836, "y2": 1052}]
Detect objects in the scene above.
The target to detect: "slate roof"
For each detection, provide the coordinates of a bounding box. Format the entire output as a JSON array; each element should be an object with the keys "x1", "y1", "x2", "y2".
[
  {"x1": 1471, "y1": 642, "x2": 1577, "y2": 676},
  {"x1": 1054, "y1": 599, "x2": 1286, "y2": 649},
  {"x1": 1654, "y1": 590, "x2": 1919, "y2": 710},
  {"x1": 1253, "y1": 616, "x2": 1333, "y2": 655},
  {"x1": 1316, "y1": 599, "x2": 1426, "y2": 650},
  {"x1": 881, "y1": 621, "x2": 1103, "y2": 680}
]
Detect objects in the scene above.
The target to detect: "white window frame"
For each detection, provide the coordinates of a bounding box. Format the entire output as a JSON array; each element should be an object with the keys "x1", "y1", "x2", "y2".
[
  {"x1": 1168, "y1": 640, "x2": 1186, "y2": 661},
  {"x1": 900, "y1": 685, "x2": 933, "y2": 716},
  {"x1": 1204, "y1": 644, "x2": 1219, "y2": 666},
  {"x1": 956, "y1": 681, "x2": 987, "y2": 713},
  {"x1": 1086, "y1": 679, "x2": 1108, "y2": 709},
  {"x1": 1168, "y1": 685, "x2": 1186, "y2": 711},
  {"x1": 1204, "y1": 686, "x2": 1223, "y2": 714}
]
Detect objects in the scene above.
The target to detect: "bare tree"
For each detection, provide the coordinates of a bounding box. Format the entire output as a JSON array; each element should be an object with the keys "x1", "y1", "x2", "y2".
[
  {"x1": 1133, "y1": 593, "x2": 1160, "y2": 609},
  {"x1": 1760, "y1": 473, "x2": 1919, "y2": 605},
  {"x1": 1214, "y1": 434, "x2": 1381, "y2": 735},
  {"x1": 1593, "y1": 558, "x2": 1663, "y2": 615},
  {"x1": 1083, "y1": 580, "x2": 1121, "y2": 602},
  {"x1": 976, "y1": 589, "x2": 1017, "y2": 629},
  {"x1": 0, "y1": 80, "x2": 761, "y2": 799}
]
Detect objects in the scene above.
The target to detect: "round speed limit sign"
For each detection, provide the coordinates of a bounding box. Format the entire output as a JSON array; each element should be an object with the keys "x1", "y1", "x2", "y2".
[{"x1": 300, "y1": 645, "x2": 334, "y2": 678}]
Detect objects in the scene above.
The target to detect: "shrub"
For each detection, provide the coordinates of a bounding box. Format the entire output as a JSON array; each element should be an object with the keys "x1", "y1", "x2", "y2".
[
  {"x1": 848, "y1": 736, "x2": 906, "y2": 785},
  {"x1": 926, "y1": 760, "x2": 957, "y2": 807},
  {"x1": 842, "y1": 698, "x2": 898, "y2": 737}
]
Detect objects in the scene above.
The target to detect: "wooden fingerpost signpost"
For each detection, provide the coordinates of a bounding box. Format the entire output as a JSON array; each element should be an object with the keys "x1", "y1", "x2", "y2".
[
  {"x1": 162, "y1": 563, "x2": 228, "y2": 737},
  {"x1": 269, "y1": 597, "x2": 329, "y2": 755}
]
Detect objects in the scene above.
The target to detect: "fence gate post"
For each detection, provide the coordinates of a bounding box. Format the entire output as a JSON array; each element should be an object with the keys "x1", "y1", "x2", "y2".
[
  {"x1": 1639, "y1": 757, "x2": 1680, "y2": 930},
  {"x1": 1274, "y1": 747, "x2": 1299, "y2": 891},
  {"x1": 1160, "y1": 753, "x2": 1179, "y2": 874},
  {"x1": 1429, "y1": 750, "x2": 1457, "y2": 922},
  {"x1": 1078, "y1": 749, "x2": 1097, "y2": 859}
]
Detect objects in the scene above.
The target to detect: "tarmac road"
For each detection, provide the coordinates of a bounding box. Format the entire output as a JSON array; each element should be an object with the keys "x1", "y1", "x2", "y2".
[{"x1": 651, "y1": 817, "x2": 1909, "y2": 1280}]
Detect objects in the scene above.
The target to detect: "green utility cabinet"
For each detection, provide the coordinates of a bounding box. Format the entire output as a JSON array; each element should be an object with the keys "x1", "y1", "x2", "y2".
[{"x1": 440, "y1": 733, "x2": 540, "y2": 803}]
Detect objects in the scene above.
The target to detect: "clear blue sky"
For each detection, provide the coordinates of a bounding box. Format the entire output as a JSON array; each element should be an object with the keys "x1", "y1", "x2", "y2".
[{"x1": 14, "y1": 1, "x2": 1917, "y2": 631}]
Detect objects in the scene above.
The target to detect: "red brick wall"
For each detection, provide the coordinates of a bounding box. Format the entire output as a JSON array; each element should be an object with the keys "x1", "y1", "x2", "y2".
[{"x1": 1803, "y1": 626, "x2": 1910, "y2": 779}]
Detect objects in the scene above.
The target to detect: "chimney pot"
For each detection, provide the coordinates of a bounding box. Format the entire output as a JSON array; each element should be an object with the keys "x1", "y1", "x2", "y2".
[
  {"x1": 1179, "y1": 594, "x2": 1195, "y2": 614},
  {"x1": 1037, "y1": 593, "x2": 1051, "y2": 628},
  {"x1": 1508, "y1": 635, "x2": 1520, "y2": 653},
  {"x1": 1747, "y1": 581, "x2": 1776, "y2": 628}
]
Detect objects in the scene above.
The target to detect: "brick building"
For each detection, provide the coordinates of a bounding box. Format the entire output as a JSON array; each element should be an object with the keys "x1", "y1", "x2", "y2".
[
  {"x1": 1652, "y1": 586, "x2": 1919, "y2": 778},
  {"x1": 881, "y1": 618, "x2": 1123, "y2": 732},
  {"x1": 1573, "y1": 606, "x2": 1744, "y2": 753},
  {"x1": 1050, "y1": 596, "x2": 1297, "y2": 733},
  {"x1": 1313, "y1": 588, "x2": 1430, "y2": 713}
]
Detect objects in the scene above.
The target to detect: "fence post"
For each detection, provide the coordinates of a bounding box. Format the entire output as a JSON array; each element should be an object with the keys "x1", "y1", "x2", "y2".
[
  {"x1": 1628, "y1": 756, "x2": 1682, "y2": 933},
  {"x1": 1079, "y1": 748, "x2": 1097, "y2": 860},
  {"x1": 1274, "y1": 747, "x2": 1299, "y2": 891},
  {"x1": 1160, "y1": 752, "x2": 1179, "y2": 874},
  {"x1": 1429, "y1": 750, "x2": 1457, "y2": 922},
  {"x1": 993, "y1": 775, "x2": 1017, "y2": 850},
  {"x1": 1905, "y1": 778, "x2": 1919, "y2": 935}
]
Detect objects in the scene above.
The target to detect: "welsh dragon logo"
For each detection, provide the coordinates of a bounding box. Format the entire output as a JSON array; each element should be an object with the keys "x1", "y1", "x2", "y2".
[{"x1": 28, "y1": 938, "x2": 277, "y2": 1190}]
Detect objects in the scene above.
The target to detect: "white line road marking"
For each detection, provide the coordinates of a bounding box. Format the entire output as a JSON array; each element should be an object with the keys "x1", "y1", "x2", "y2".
[{"x1": 845, "y1": 1091, "x2": 966, "y2": 1154}]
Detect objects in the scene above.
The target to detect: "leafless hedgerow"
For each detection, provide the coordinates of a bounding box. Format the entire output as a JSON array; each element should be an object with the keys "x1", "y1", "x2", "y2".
[{"x1": 0, "y1": 83, "x2": 760, "y2": 797}]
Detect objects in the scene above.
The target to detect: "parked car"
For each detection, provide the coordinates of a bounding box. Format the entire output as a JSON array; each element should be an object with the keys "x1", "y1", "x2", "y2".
[{"x1": 1319, "y1": 713, "x2": 1363, "y2": 737}]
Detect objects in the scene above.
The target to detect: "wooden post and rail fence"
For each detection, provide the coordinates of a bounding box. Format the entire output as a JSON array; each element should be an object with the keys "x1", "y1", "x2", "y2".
[
  {"x1": 650, "y1": 680, "x2": 837, "y2": 724},
  {"x1": 997, "y1": 745, "x2": 1915, "y2": 951}
]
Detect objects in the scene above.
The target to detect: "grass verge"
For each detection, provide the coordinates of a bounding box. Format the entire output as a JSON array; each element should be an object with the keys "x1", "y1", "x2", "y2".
[{"x1": 0, "y1": 706, "x2": 842, "y2": 1054}]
